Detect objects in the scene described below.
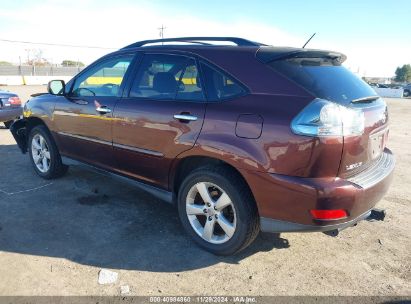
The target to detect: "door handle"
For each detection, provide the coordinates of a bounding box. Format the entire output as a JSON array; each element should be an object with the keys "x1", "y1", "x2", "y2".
[
  {"x1": 96, "y1": 106, "x2": 112, "y2": 114},
  {"x1": 173, "y1": 114, "x2": 198, "y2": 122}
]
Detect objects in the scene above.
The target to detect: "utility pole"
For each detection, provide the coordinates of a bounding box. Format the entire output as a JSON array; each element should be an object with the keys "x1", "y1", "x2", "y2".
[
  {"x1": 18, "y1": 56, "x2": 22, "y2": 76},
  {"x1": 158, "y1": 24, "x2": 166, "y2": 44},
  {"x1": 24, "y1": 49, "x2": 31, "y2": 65}
]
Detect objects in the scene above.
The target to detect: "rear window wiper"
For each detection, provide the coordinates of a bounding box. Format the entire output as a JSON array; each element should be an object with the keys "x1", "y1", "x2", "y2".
[{"x1": 351, "y1": 96, "x2": 379, "y2": 104}]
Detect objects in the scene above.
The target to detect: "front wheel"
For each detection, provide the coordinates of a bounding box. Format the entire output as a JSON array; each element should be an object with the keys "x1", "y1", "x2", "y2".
[
  {"x1": 177, "y1": 166, "x2": 259, "y2": 255},
  {"x1": 404, "y1": 90, "x2": 410, "y2": 97},
  {"x1": 28, "y1": 125, "x2": 68, "y2": 179}
]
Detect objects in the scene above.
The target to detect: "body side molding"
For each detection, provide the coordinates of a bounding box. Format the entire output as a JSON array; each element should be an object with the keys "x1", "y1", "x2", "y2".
[{"x1": 58, "y1": 132, "x2": 164, "y2": 157}]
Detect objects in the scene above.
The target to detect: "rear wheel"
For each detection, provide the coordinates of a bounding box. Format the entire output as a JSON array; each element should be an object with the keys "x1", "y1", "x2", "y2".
[
  {"x1": 404, "y1": 90, "x2": 410, "y2": 97},
  {"x1": 3, "y1": 120, "x2": 13, "y2": 129},
  {"x1": 28, "y1": 125, "x2": 68, "y2": 179},
  {"x1": 177, "y1": 166, "x2": 259, "y2": 255}
]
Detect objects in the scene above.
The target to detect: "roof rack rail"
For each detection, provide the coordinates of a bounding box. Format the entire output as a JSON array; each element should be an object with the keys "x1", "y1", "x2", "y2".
[{"x1": 122, "y1": 37, "x2": 264, "y2": 49}]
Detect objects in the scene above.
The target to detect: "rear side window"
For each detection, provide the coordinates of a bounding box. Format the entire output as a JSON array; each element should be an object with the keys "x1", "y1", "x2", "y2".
[
  {"x1": 269, "y1": 58, "x2": 377, "y2": 105},
  {"x1": 200, "y1": 62, "x2": 245, "y2": 101},
  {"x1": 176, "y1": 59, "x2": 204, "y2": 101},
  {"x1": 130, "y1": 54, "x2": 205, "y2": 101}
]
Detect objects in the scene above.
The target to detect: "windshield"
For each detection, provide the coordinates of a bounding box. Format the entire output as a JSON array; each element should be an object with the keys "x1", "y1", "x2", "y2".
[{"x1": 269, "y1": 58, "x2": 377, "y2": 104}]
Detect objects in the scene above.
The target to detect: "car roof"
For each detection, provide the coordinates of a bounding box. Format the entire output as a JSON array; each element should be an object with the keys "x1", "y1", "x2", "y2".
[
  {"x1": 117, "y1": 37, "x2": 346, "y2": 64},
  {"x1": 121, "y1": 37, "x2": 265, "y2": 49},
  {"x1": 0, "y1": 90, "x2": 17, "y2": 97}
]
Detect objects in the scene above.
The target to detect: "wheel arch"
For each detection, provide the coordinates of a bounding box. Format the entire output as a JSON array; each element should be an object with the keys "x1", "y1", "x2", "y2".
[
  {"x1": 170, "y1": 155, "x2": 257, "y2": 209},
  {"x1": 26, "y1": 117, "x2": 54, "y2": 147},
  {"x1": 26, "y1": 116, "x2": 49, "y2": 134},
  {"x1": 10, "y1": 116, "x2": 51, "y2": 153}
]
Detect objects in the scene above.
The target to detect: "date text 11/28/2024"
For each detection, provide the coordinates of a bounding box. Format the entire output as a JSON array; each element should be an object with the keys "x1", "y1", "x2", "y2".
[{"x1": 149, "y1": 296, "x2": 257, "y2": 303}]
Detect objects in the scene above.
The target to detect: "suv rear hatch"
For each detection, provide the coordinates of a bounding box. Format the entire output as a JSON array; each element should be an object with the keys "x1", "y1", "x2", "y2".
[{"x1": 258, "y1": 47, "x2": 389, "y2": 177}]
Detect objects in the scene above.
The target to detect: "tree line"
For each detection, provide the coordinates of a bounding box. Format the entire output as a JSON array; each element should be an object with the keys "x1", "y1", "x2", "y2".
[{"x1": 394, "y1": 64, "x2": 411, "y2": 83}]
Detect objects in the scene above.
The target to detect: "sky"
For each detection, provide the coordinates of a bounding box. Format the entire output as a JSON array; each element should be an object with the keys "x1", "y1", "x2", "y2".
[{"x1": 0, "y1": 0, "x2": 410, "y2": 77}]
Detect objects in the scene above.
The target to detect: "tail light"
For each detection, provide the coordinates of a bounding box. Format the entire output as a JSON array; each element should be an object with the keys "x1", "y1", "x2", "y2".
[
  {"x1": 4, "y1": 97, "x2": 22, "y2": 107},
  {"x1": 310, "y1": 209, "x2": 348, "y2": 220},
  {"x1": 291, "y1": 98, "x2": 364, "y2": 137}
]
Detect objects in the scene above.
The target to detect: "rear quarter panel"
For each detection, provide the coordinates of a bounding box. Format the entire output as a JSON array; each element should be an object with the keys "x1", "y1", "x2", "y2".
[
  {"x1": 172, "y1": 93, "x2": 343, "y2": 180},
  {"x1": 188, "y1": 47, "x2": 344, "y2": 178}
]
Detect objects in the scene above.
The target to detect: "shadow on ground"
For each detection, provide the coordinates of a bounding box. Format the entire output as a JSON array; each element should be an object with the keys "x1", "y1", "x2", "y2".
[{"x1": 0, "y1": 143, "x2": 289, "y2": 272}]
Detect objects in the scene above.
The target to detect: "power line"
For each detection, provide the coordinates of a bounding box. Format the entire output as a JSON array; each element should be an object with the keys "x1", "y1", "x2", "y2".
[{"x1": 0, "y1": 38, "x2": 117, "y2": 50}]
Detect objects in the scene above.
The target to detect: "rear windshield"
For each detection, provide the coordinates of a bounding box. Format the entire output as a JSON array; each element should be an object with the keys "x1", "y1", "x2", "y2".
[{"x1": 269, "y1": 58, "x2": 377, "y2": 104}]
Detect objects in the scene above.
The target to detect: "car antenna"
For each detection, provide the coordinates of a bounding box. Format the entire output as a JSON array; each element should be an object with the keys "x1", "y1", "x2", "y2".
[{"x1": 302, "y1": 32, "x2": 316, "y2": 48}]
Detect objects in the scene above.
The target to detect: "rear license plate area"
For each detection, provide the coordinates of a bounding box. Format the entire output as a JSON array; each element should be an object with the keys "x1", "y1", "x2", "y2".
[{"x1": 369, "y1": 130, "x2": 387, "y2": 160}]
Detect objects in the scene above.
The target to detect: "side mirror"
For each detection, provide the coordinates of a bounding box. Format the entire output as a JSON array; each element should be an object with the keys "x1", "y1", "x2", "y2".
[{"x1": 47, "y1": 80, "x2": 65, "y2": 95}]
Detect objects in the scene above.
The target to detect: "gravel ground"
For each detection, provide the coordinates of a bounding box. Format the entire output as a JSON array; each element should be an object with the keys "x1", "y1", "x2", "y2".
[{"x1": 0, "y1": 86, "x2": 409, "y2": 297}]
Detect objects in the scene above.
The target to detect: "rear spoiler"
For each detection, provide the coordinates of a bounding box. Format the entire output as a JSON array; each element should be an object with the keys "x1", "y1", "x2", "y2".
[
  {"x1": 31, "y1": 93, "x2": 48, "y2": 97},
  {"x1": 256, "y1": 46, "x2": 346, "y2": 64}
]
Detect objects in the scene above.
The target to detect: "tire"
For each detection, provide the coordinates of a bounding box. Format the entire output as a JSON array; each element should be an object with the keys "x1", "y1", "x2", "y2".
[
  {"x1": 177, "y1": 166, "x2": 259, "y2": 255},
  {"x1": 404, "y1": 90, "x2": 410, "y2": 97},
  {"x1": 3, "y1": 120, "x2": 13, "y2": 129},
  {"x1": 28, "y1": 125, "x2": 68, "y2": 179}
]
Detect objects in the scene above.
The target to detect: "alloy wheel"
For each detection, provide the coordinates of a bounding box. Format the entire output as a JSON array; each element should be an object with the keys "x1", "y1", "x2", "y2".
[
  {"x1": 31, "y1": 134, "x2": 51, "y2": 173},
  {"x1": 185, "y1": 182, "x2": 237, "y2": 244}
]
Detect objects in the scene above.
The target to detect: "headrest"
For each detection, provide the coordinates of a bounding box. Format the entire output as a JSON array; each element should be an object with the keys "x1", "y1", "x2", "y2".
[{"x1": 153, "y1": 72, "x2": 177, "y2": 94}]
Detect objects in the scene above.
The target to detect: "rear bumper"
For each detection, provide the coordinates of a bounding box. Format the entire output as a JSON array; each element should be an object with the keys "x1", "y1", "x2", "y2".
[
  {"x1": 260, "y1": 209, "x2": 372, "y2": 233},
  {"x1": 0, "y1": 107, "x2": 22, "y2": 122},
  {"x1": 240, "y1": 148, "x2": 395, "y2": 232}
]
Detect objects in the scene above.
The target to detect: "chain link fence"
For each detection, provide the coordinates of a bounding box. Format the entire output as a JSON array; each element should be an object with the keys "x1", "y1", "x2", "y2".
[{"x1": 0, "y1": 65, "x2": 84, "y2": 76}]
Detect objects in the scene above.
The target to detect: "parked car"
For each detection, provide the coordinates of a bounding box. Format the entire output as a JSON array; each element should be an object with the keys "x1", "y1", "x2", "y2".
[
  {"x1": 370, "y1": 83, "x2": 389, "y2": 88},
  {"x1": 403, "y1": 84, "x2": 411, "y2": 97},
  {"x1": 0, "y1": 90, "x2": 22, "y2": 128},
  {"x1": 10, "y1": 37, "x2": 394, "y2": 255}
]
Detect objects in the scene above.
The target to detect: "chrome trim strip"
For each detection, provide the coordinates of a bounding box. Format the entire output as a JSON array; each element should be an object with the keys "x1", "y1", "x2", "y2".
[
  {"x1": 347, "y1": 149, "x2": 395, "y2": 189},
  {"x1": 113, "y1": 143, "x2": 163, "y2": 157},
  {"x1": 58, "y1": 132, "x2": 164, "y2": 157},
  {"x1": 57, "y1": 132, "x2": 112, "y2": 146}
]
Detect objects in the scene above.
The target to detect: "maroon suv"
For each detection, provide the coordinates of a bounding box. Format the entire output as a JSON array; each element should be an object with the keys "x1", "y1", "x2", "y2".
[{"x1": 10, "y1": 37, "x2": 394, "y2": 255}]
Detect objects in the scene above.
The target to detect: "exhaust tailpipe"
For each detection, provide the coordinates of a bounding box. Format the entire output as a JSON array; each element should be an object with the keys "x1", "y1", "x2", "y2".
[
  {"x1": 323, "y1": 229, "x2": 339, "y2": 237},
  {"x1": 367, "y1": 208, "x2": 386, "y2": 221},
  {"x1": 323, "y1": 209, "x2": 386, "y2": 237}
]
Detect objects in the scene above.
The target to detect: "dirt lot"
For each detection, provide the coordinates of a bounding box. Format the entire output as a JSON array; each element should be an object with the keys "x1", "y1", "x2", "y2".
[{"x1": 0, "y1": 85, "x2": 410, "y2": 297}]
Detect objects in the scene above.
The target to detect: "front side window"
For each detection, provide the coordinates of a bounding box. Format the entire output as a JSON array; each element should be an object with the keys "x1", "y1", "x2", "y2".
[
  {"x1": 130, "y1": 54, "x2": 205, "y2": 101},
  {"x1": 72, "y1": 55, "x2": 133, "y2": 97},
  {"x1": 200, "y1": 62, "x2": 245, "y2": 101}
]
